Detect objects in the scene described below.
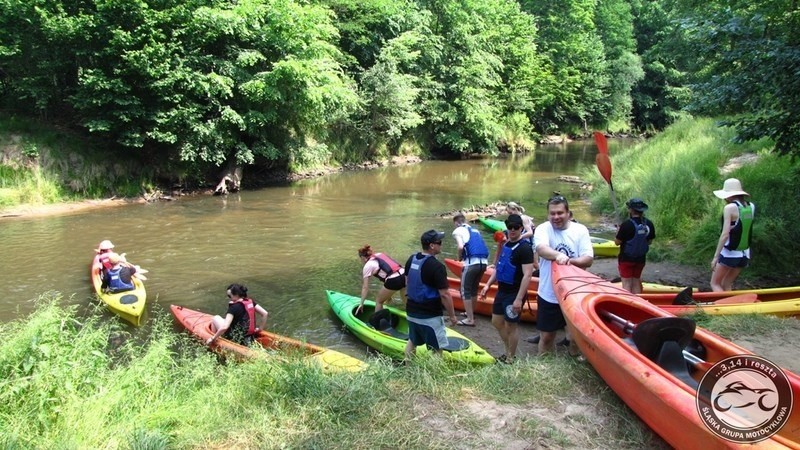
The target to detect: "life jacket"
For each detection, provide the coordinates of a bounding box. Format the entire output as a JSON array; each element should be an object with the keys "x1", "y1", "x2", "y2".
[
  {"x1": 460, "y1": 224, "x2": 490, "y2": 259},
  {"x1": 406, "y1": 254, "x2": 440, "y2": 303},
  {"x1": 98, "y1": 253, "x2": 113, "y2": 271},
  {"x1": 230, "y1": 297, "x2": 258, "y2": 336},
  {"x1": 495, "y1": 242, "x2": 521, "y2": 285},
  {"x1": 370, "y1": 253, "x2": 402, "y2": 281},
  {"x1": 724, "y1": 201, "x2": 754, "y2": 251},
  {"x1": 106, "y1": 266, "x2": 134, "y2": 292},
  {"x1": 622, "y1": 218, "x2": 650, "y2": 258}
]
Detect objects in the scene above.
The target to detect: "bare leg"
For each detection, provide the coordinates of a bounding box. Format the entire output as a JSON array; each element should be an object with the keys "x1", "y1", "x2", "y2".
[
  {"x1": 375, "y1": 287, "x2": 395, "y2": 312},
  {"x1": 491, "y1": 314, "x2": 509, "y2": 354},
  {"x1": 404, "y1": 340, "x2": 416, "y2": 360},
  {"x1": 463, "y1": 299, "x2": 475, "y2": 323},
  {"x1": 506, "y1": 322, "x2": 519, "y2": 358},
  {"x1": 720, "y1": 267, "x2": 743, "y2": 291},
  {"x1": 538, "y1": 330, "x2": 557, "y2": 355},
  {"x1": 621, "y1": 277, "x2": 636, "y2": 293},
  {"x1": 210, "y1": 315, "x2": 226, "y2": 332},
  {"x1": 711, "y1": 264, "x2": 740, "y2": 292}
]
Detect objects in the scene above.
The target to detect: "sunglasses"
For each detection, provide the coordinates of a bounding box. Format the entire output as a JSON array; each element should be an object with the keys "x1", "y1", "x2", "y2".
[
  {"x1": 548, "y1": 195, "x2": 566, "y2": 203},
  {"x1": 507, "y1": 224, "x2": 523, "y2": 231}
]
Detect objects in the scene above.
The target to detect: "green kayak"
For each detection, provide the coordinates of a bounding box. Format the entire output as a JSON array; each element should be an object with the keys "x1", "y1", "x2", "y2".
[
  {"x1": 477, "y1": 217, "x2": 620, "y2": 258},
  {"x1": 326, "y1": 290, "x2": 495, "y2": 365}
]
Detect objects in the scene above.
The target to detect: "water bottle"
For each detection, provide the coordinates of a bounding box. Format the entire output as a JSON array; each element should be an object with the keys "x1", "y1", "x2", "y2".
[{"x1": 506, "y1": 304, "x2": 519, "y2": 319}]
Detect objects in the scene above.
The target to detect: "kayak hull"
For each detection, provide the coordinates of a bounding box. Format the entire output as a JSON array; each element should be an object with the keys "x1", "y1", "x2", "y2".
[
  {"x1": 552, "y1": 264, "x2": 800, "y2": 449},
  {"x1": 326, "y1": 290, "x2": 495, "y2": 365},
  {"x1": 90, "y1": 255, "x2": 147, "y2": 326},
  {"x1": 170, "y1": 305, "x2": 366, "y2": 372}
]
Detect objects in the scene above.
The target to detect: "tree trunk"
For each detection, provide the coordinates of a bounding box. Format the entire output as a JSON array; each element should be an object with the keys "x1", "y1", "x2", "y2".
[{"x1": 214, "y1": 161, "x2": 243, "y2": 195}]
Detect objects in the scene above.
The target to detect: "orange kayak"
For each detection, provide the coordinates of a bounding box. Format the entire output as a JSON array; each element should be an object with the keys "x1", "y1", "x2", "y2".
[
  {"x1": 170, "y1": 305, "x2": 366, "y2": 372},
  {"x1": 552, "y1": 264, "x2": 800, "y2": 448},
  {"x1": 447, "y1": 279, "x2": 538, "y2": 322},
  {"x1": 640, "y1": 286, "x2": 800, "y2": 304}
]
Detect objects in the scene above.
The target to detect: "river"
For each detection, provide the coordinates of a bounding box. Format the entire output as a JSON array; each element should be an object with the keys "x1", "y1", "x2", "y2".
[{"x1": 0, "y1": 141, "x2": 622, "y2": 356}]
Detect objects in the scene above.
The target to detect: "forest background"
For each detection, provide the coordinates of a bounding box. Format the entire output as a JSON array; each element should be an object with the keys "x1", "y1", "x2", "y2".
[{"x1": 2, "y1": 0, "x2": 800, "y2": 281}]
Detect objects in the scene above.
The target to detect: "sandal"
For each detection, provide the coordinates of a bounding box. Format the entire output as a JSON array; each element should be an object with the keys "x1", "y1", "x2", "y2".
[
  {"x1": 456, "y1": 319, "x2": 475, "y2": 327},
  {"x1": 496, "y1": 354, "x2": 507, "y2": 364},
  {"x1": 460, "y1": 311, "x2": 469, "y2": 318}
]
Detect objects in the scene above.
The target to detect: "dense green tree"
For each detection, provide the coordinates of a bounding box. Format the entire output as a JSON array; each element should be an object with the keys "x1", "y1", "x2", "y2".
[
  {"x1": 594, "y1": 0, "x2": 644, "y2": 128},
  {"x1": 676, "y1": 0, "x2": 800, "y2": 155},
  {"x1": 521, "y1": 0, "x2": 608, "y2": 133}
]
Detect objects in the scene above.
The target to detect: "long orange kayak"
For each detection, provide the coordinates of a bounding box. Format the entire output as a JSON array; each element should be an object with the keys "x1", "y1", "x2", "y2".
[
  {"x1": 552, "y1": 264, "x2": 800, "y2": 448},
  {"x1": 170, "y1": 305, "x2": 367, "y2": 372},
  {"x1": 444, "y1": 258, "x2": 692, "y2": 294},
  {"x1": 640, "y1": 285, "x2": 800, "y2": 304}
]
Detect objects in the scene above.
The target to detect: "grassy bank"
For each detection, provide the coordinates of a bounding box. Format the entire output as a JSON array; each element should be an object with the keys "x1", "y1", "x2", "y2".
[
  {"x1": 2, "y1": 294, "x2": 793, "y2": 449},
  {"x1": 586, "y1": 116, "x2": 800, "y2": 282}
]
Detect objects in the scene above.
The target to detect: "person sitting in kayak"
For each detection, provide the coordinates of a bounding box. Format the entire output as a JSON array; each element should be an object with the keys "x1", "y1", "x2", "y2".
[
  {"x1": 356, "y1": 245, "x2": 406, "y2": 314},
  {"x1": 95, "y1": 239, "x2": 122, "y2": 271},
  {"x1": 101, "y1": 252, "x2": 137, "y2": 293},
  {"x1": 207, "y1": 283, "x2": 269, "y2": 346}
]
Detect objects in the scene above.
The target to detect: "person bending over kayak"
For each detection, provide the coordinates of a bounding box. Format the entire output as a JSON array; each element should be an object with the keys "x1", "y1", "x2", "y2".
[
  {"x1": 356, "y1": 245, "x2": 406, "y2": 314},
  {"x1": 207, "y1": 283, "x2": 269, "y2": 346},
  {"x1": 101, "y1": 252, "x2": 137, "y2": 293}
]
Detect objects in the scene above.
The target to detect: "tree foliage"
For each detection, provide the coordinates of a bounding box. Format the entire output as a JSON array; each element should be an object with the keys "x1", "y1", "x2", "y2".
[{"x1": 675, "y1": 0, "x2": 800, "y2": 155}]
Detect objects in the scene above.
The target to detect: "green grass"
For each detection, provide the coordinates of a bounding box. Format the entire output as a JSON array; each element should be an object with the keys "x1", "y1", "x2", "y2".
[
  {"x1": 585, "y1": 116, "x2": 800, "y2": 282},
  {"x1": 1, "y1": 293, "x2": 672, "y2": 449}
]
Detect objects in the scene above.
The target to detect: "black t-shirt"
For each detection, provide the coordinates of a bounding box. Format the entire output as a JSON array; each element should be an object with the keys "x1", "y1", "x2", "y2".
[
  {"x1": 224, "y1": 301, "x2": 254, "y2": 342},
  {"x1": 615, "y1": 217, "x2": 656, "y2": 263},
  {"x1": 497, "y1": 240, "x2": 535, "y2": 294},
  {"x1": 404, "y1": 253, "x2": 448, "y2": 318}
]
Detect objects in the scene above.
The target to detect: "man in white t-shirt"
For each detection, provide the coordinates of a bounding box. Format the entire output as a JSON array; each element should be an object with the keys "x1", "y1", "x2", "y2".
[{"x1": 534, "y1": 195, "x2": 593, "y2": 355}]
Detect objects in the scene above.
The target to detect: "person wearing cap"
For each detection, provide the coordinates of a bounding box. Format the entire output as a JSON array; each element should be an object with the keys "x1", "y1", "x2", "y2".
[
  {"x1": 451, "y1": 213, "x2": 490, "y2": 327},
  {"x1": 534, "y1": 195, "x2": 593, "y2": 356},
  {"x1": 615, "y1": 198, "x2": 656, "y2": 294},
  {"x1": 711, "y1": 178, "x2": 755, "y2": 291},
  {"x1": 505, "y1": 202, "x2": 535, "y2": 242},
  {"x1": 101, "y1": 252, "x2": 138, "y2": 293},
  {"x1": 356, "y1": 245, "x2": 406, "y2": 315},
  {"x1": 478, "y1": 214, "x2": 535, "y2": 364},
  {"x1": 403, "y1": 229, "x2": 458, "y2": 360}
]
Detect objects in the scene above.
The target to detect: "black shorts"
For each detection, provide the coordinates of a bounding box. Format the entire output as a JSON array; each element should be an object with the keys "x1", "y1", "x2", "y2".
[
  {"x1": 384, "y1": 275, "x2": 406, "y2": 291},
  {"x1": 492, "y1": 290, "x2": 522, "y2": 323},
  {"x1": 536, "y1": 295, "x2": 566, "y2": 332}
]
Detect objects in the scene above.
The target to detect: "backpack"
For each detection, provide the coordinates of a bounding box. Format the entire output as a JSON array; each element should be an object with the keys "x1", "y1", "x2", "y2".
[{"x1": 623, "y1": 219, "x2": 650, "y2": 258}]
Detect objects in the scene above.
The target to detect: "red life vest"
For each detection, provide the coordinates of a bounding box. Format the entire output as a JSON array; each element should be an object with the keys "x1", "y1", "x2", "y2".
[
  {"x1": 370, "y1": 253, "x2": 402, "y2": 281},
  {"x1": 230, "y1": 297, "x2": 258, "y2": 336}
]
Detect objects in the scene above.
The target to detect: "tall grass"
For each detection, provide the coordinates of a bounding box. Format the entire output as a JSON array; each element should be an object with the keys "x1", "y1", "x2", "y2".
[
  {"x1": 586, "y1": 117, "x2": 800, "y2": 281},
  {"x1": 1, "y1": 293, "x2": 670, "y2": 449}
]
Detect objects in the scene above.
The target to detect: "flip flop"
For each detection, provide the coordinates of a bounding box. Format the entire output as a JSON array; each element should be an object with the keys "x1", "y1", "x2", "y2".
[
  {"x1": 460, "y1": 311, "x2": 468, "y2": 318},
  {"x1": 456, "y1": 319, "x2": 475, "y2": 327}
]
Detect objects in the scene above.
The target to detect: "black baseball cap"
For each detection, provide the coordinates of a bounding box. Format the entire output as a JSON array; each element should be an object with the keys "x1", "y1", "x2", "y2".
[{"x1": 421, "y1": 229, "x2": 446, "y2": 246}]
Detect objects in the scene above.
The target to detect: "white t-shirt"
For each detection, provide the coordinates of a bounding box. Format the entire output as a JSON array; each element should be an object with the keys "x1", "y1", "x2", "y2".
[
  {"x1": 362, "y1": 258, "x2": 380, "y2": 279},
  {"x1": 534, "y1": 221, "x2": 593, "y2": 303}
]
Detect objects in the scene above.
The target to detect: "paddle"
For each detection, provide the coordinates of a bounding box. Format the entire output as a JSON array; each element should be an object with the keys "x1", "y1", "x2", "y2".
[
  {"x1": 593, "y1": 131, "x2": 608, "y2": 154},
  {"x1": 593, "y1": 132, "x2": 618, "y2": 215},
  {"x1": 599, "y1": 310, "x2": 712, "y2": 371}
]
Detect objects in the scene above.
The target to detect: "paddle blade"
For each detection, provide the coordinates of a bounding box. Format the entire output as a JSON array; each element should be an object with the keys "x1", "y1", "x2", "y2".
[
  {"x1": 593, "y1": 131, "x2": 608, "y2": 154},
  {"x1": 713, "y1": 294, "x2": 759, "y2": 305},
  {"x1": 595, "y1": 153, "x2": 613, "y2": 185}
]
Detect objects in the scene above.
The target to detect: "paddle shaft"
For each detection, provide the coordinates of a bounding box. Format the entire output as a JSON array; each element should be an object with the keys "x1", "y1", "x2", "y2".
[{"x1": 599, "y1": 310, "x2": 712, "y2": 371}]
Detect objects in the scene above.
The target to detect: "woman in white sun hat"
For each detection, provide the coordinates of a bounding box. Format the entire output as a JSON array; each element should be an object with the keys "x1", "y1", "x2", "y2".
[{"x1": 710, "y1": 178, "x2": 754, "y2": 291}]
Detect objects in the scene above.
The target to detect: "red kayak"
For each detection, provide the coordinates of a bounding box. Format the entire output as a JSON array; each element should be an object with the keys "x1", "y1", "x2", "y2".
[
  {"x1": 170, "y1": 305, "x2": 367, "y2": 372},
  {"x1": 552, "y1": 264, "x2": 800, "y2": 449},
  {"x1": 447, "y1": 279, "x2": 538, "y2": 322}
]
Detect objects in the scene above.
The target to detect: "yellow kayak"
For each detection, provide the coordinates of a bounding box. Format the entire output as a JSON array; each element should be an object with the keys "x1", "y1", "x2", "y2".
[{"x1": 90, "y1": 255, "x2": 147, "y2": 326}]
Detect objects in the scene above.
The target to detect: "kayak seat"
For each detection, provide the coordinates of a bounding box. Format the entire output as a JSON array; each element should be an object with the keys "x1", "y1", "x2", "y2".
[
  {"x1": 655, "y1": 340, "x2": 699, "y2": 390},
  {"x1": 441, "y1": 336, "x2": 470, "y2": 352},
  {"x1": 672, "y1": 286, "x2": 695, "y2": 305},
  {"x1": 632, "y1": 317, "x2": 698, "y2": 389},
  {"x1": 119, "y1": 294, "x2": 139, "y2": 305}
]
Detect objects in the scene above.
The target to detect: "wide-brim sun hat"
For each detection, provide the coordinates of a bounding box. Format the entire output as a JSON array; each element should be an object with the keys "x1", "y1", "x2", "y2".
[
  {"x1": 98, "y1": 240, "x2": 115, "y2": 250},
  {"x1": 625, "y1": 198, "x2": 649, "y2": 212},
  {"x1": 713, "y1": 178, "x2": 749, "y2": 199}
]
